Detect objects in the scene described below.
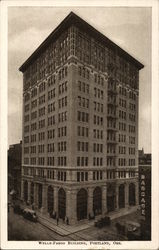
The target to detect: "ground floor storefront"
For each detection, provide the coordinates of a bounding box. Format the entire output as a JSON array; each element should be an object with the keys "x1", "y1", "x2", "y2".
[{"x1": 21, "y1": 179, "x2": 139, "y2": 225}]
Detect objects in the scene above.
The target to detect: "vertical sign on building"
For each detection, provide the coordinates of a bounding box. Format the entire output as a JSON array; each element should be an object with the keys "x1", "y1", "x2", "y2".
[{"x1": 140, "y1": 174, "x2": 146, "y2": 219}]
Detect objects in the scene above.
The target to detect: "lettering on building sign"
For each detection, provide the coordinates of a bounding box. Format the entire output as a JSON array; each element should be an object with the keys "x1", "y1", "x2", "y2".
[{"x1": 140, "y1": 174, "x2": 146, "y2": 218}]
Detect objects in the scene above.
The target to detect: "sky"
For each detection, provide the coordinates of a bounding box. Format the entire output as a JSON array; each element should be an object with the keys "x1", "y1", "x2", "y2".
[{"x1": 8, "y1": 6, "x2": 151, "y2": 153}]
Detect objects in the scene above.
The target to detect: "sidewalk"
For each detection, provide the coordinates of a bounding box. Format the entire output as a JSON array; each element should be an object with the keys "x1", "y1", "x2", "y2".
[{"x1": 37, "y1": 205, "x2": 139, "y2": 236}]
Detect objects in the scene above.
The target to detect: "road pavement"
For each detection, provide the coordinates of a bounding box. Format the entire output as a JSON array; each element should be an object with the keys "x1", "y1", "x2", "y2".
[{"x1": 8, "y1": 205, "x2": 142, "y2": 241}]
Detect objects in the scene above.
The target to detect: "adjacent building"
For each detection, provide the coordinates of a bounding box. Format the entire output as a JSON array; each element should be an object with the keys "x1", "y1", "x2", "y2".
[
  {"x1": 19, "y1": 12, "x2": 144, "y2": 224},
  {"x1": 8, "y1": 141, "x2": 22, "y2": 197},
  {"x1": 139, "y1": 149, "x2": 151, "y2": 240}
]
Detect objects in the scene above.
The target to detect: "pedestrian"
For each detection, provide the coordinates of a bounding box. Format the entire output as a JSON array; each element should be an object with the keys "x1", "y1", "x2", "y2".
[{"x1": 57, "y1": 217, "x2": 59, "y2": 226}]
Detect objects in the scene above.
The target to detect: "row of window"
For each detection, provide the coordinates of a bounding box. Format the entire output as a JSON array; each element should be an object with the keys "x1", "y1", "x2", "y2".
[
  {"x1": 107, "y1": 157, "x2": 116, "y2": 166},
  {"x1": 107, "y1": 144, "x2": 116, "y2": 154},
  {"x1": 118, "y1": 158, "x2": 136, "y2": 166},
  {"x1": 77, "y1": 141, "x2": 89, "y2": 152},
  {"x1": 77, "y1": 157, "x2": 88, "y2": 166},
  {"x1": 78, "y1": 81, "x2": 89, "y2": 94},
  {"x1": 77, "y1": 126, "x2": 89, "y2": 137},
  {"x1": 57, "y1": 171, "x2": 66, "y2": 181},
  {"x1": 94, "y1": 74, "x2": 104, "y2": 86},
  {"x1": 58, "y1": 111, "x2": 67, "y2": 123},
  {"x1": 58, "y1": 66, "x2": 68, "y2": 80},
  {"x1": 119, "y1": 110, "x2": 126, "y2": 120},
  {"x1": 77, "y1": 111, "x2": 89, "y2": 123},
  {"x1": 94, "y1": 115, "x2": 103, "y2": 126},
  {"x1": 58, "y1": 156, "x2": 67, "y2": 166},
  {"x1": 78, "y1": 96, "x2": 89, "y2": 108},
  {"x1": 39, "y1": 107, "x2": 45, "y2": 117},
  {"x1": 48, "y1": 89, "x2": 55, "y2": 100},
  {"x1": 107, "y1": 170, "x2": 115, "y2": 179},
  {"x1": 78, "y1": 66, "x2": 90, "y2": 79},
  {"x1": 94, "y1": 87, "x2": 104, "y2": 99},
  {"x1": 119, "y1": 146, "x2": 126, "y2": 154},
  {"x1": 59, "y1": 81, "x2": 67, "y2": 94},
  {"x1": 48, "y1": 75, "x2": 56, "y2": 87},
  {"x1": 107, "y1": 131, "x2": 116, "y2": 141},
  {"x1": 119, "y1": 98, "x2": 126, "y2": 108},
  {"x1": 129, "y1": 147, "x2": 135, "y2": 155},
  {"x1": 118, "y1": 158, "x2": 126, "y2": 166},
  {"x1": 93, "y1": 157, "x2": 103, "y2": 166},
  {"x1": 59, "y1": 96, "x2": 67, "y2": 109},
  {"x1": 48, "y1": 157, "x2": 54, "y2": 166},
  {"x1": 39, "y1": 95, "x2": 45, "y2": 105},
  {"x1": 93, "y1": 171, "x2": 103, "y2": 180},
  {"x1": 77, "y1": 172, "x2": 88, "y2": 182},
  {"x1": 118, "y1": 133, "x2": 126, "y2": 143},
  {"x1": 129, "y1": 103, "x2": 136, "y2": 111},
  {"x1": 93, "y1": 129, "x2": 103, "y2": 139},
  {"x1": 119, "y1": 122, "x2": 126, "y2": 131},
  {"x1": 48, "y1": 143, "x2": 55, "y2": 153},
  {"x1": 58, "y1": 126, "x2": 67, "y2": 137},
  {"x1": 24, "y1": 167, "x2": 135, "y2": 180},
  {"x1": 93, "y1": 143, "x2": 103, "y2": 153},
  {"x1": 48, "y1": 129, "x2": 55, "y2": 139},
  {"x1": 58, "y1": 141, "x2": 67, "y2": 152},
  {"x1": 129, "y1": 125, "x2": 135, "y2": 133},
  {"x1": 94, "y1": 102, "x2": 103, "y2": 113}
]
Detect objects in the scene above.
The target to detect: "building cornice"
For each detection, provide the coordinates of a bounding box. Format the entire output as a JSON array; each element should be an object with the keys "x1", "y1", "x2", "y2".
[{"x1": 19, "y1": 11, "x2": 144, "y2": 73}]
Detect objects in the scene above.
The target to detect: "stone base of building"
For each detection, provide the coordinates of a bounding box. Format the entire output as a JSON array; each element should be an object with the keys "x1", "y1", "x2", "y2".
[{"x1": 21, "y1": 178, "x2": 139, "y2": 225}]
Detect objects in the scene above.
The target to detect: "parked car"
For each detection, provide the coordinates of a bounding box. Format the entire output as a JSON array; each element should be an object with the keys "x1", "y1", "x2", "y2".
[
  {"x1": 13, "y1": 204, "x2": 24, "y2": 215},
  {"x1": 23, "y1": 208, "x2": 38, "y2": 222},
  {"x1": 94, "y1": 216, "x2": 111, "y2": 228}
]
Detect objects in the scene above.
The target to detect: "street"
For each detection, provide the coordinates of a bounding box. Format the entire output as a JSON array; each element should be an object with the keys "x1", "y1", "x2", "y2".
[
  {"x1": 8, "y1": 206, "x2": 75, "y2": 241},
  {"x1": 8, "y1": 206, "x2": 142, "y2": 241}
]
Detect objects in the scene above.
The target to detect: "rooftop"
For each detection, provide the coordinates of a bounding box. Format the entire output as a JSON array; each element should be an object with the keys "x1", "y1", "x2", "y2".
[{"x1": 19, "y1": 11, "x2": 144, "y2": 73}]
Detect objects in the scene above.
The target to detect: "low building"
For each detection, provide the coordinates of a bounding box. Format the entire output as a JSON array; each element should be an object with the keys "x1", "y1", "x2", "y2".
[{"x1": 8, "y1": 141, "x2": 22, "y2": 197}]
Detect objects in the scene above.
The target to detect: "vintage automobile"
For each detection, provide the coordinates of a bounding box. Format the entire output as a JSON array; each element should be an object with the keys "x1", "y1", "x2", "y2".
[
  {"x1": 23, "y1": 208, "x2": 38, "y2": 222},
  {"x1": 94, "y1": 216, "x2": 111, "y2": 228},
  {"x1": 13, "y1": 204, "x2": 24, "y2": 215}
]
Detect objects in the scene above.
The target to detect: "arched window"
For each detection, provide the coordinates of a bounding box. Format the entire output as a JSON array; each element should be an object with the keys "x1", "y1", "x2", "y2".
[
  {"x1": 58, "y1": 188, "x2": 66, "y2": 219},
  {"x1": 30, "y1": 182, "x2": 34, "y2": 204},
  {"x1": 38, "y1": 184, "x2": 43, "y2": 209},
  {"x1": 77, "y1": 189, "x2": 87, "y2": 221},
  {"x1": 24, "y1": 180, "x2": 28, "y2": 202},
  {"x1": 48, "y1": 186, "x2": 54, "y2": 213},
  {"x1": 129, "y1": 183, "x2": 136, "y2": 206},
  {"x1": 93, "y1": 187, "x2": 102, "y2": 215}
]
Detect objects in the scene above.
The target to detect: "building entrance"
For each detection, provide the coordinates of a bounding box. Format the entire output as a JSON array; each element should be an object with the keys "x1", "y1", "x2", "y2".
[
  {"x1": 107, "y1": 195, "x2": 115, "y2": 212},
  {"x1": 119, "y1": 184, "x2": 125, "y2": 208},
  {"x1": 38, "y1": 184, "x2": 42, "y2": 209}
]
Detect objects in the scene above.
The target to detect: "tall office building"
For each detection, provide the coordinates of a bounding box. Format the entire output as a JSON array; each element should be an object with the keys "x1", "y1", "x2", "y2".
[{"x1": 19, "y1": 12, "x2": 143, "y2": 224}]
